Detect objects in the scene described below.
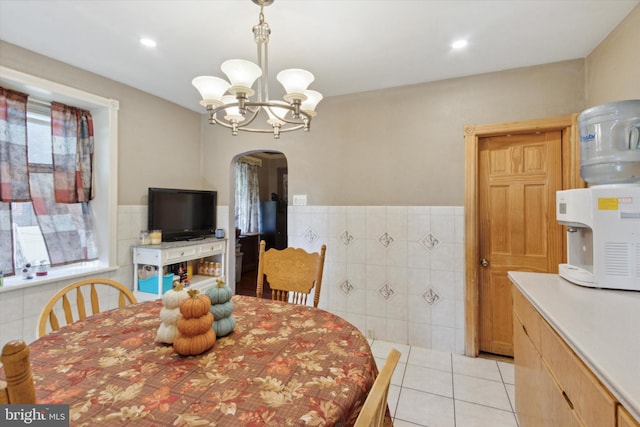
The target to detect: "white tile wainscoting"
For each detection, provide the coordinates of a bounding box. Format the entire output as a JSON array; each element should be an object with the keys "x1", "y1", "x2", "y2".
[
  {"x1": 287, "y1": 205, "x2": 465, "y2": 354},
  {"x1": 1, "y1": 204, "x2": 464, "y2": 355}
]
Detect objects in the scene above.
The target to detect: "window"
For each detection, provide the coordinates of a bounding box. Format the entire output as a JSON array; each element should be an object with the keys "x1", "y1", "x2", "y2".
[
  {"x1": 0, "y1": 66, "x2": 119, "y2": 285},
  {"x1": 10, "y1": 100, "x2": 98, "y2": 271}
]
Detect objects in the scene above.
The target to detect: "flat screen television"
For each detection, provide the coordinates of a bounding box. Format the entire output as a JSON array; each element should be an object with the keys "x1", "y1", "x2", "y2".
[{"x1": 148, "y1": 187, "x2": 217, "y2": 241}]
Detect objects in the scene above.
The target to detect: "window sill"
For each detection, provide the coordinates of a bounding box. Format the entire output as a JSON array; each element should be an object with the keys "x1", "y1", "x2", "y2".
[{"x1": 0, "y1": 262, "x2": 118, "y2": 293}]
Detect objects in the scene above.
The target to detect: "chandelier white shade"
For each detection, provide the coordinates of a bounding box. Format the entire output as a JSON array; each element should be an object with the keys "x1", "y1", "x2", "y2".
[
  {"x1": 192, "y1": 0, "x2": 322, "y2": 138},
  {"x1": 192, "y1": 76, "x2": 230, "y2": 108}
]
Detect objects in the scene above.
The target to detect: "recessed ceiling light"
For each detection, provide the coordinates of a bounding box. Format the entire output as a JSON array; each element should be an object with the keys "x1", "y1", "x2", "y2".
[
  {"x1": 140, "y1": 37, "x2": 157, "y2": 48},
  {"x1": 452, "y1": 39, "x2": 468, "y2": 49}
]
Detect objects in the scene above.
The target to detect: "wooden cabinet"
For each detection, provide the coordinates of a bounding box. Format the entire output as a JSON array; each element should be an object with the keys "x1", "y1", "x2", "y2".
[
  {"x1": 513, "y1": 286, "x2": 628, "y2": 427},
  {"x1": 133, "y1": 238, "x2": 226, "y2": 299},
  {"x1": 539, "y1": 320, "x2": 616, "y2": 427},
  {"x1": 513, "y1": 298, "x2": 584, "y2": 426}
]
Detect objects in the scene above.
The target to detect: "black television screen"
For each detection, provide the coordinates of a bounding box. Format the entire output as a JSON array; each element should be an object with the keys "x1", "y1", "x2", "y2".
[{"x1": 148, "y1": 188, "x2": 217, "y2": 241}]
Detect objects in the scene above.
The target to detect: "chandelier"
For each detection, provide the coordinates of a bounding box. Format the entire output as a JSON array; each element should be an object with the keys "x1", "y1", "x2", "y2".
[{"x1": 192, "y1": 0, "x2": 322, "y2": 139}]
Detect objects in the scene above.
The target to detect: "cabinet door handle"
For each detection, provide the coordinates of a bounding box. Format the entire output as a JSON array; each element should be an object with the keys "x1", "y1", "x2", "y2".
[
  {"x1": 521, "y1": 323, "x2": 528, "y2": 337},
  {"x1": 561, "y1": 390, "x2": 574, "y2": 410}
]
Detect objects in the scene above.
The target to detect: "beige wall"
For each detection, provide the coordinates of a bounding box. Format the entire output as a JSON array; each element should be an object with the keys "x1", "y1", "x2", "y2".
[
  {"x1": 586, "y1": 4, "x2": 640, "y2": 106},
  {"x1": 201, "y1": 60, "x2": 586, "y2": 207},
  {"x1": 0, "y1": 41, "x2": 203, "y2": 205}
]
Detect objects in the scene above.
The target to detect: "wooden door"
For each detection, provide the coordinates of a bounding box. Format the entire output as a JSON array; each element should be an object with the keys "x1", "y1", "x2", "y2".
[{"x1": 478, "y1": 131, "x2": 563, "y2": 356}]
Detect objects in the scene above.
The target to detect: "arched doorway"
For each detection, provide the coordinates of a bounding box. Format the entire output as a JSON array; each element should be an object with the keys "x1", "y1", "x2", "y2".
[{"x1": 233, "y1": 151, "x2": 288, "y2": 296}]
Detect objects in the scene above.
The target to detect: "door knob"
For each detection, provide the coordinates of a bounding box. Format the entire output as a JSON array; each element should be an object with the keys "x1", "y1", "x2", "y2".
[{"x1": 480, "y1": 258, "x2": 489, "y2": 267}]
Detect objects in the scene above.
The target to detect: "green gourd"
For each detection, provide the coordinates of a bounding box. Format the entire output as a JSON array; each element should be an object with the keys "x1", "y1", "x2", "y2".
[
  {"x1": 205, "y1": 278, "x2": 233, "y2": 304},
  {"x1": 209, "y1": 300, "x2": 234, "y2": 320},
  {"x1": 212, "y1": 315, "x2": 236, "y2": 338}
]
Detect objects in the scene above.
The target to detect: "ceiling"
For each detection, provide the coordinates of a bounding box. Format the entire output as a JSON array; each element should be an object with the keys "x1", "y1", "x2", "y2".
[{"x1": 0, "y1": 0, "x2": 637, "y2": 113}]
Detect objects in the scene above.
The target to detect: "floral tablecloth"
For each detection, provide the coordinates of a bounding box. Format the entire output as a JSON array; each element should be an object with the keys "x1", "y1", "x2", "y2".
[{"x1": 23, "y1": 295, "x2": 390, "y2": 426}]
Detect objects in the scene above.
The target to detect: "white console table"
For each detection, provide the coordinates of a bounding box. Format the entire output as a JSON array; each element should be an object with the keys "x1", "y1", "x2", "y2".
[{"x1": 132, "y1": 238, "x2": 226, "y2": 300}]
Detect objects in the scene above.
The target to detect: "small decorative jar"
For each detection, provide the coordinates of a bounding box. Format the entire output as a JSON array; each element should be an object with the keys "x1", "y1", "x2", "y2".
[
  {"x1": 213, "y1": 263, "x2": 222, "y2": 277},
  {"x1": 22, "y1": 263, "x2": 34, "y2": 280},
  {"x1": 139, "y1": 230, "x2": 150, "y2": 245},
  {"x1": 36, "y1": 260, "x2": 49, "y2": 277},
  {"x1": 149, "y1": 230, "x2": 162, "y2": 244}
]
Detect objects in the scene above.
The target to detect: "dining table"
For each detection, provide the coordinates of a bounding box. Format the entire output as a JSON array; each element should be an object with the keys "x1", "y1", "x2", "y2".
[{"x1": 19, "y1": 294, "x2": 392, "y2": 426}]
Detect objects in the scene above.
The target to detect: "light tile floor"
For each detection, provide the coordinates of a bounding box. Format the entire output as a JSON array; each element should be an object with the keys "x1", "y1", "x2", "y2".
[{"x1": 369, "y1": 340, "x2": 519, "y2": 427}]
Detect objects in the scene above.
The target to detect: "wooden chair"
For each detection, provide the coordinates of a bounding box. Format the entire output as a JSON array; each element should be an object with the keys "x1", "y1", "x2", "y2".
[
  {"x1": 354, "y1": 349, "x2": 401, "y2": 427},
  {"x1": 0, "y1": 340, "x2": 36, "y2": 404},
  {"x1": 256, "y1": 240, "x2": 327, "y2": 308},
  {"x1": 38, "y1": 277, "x2": 137, "y2": 337}
]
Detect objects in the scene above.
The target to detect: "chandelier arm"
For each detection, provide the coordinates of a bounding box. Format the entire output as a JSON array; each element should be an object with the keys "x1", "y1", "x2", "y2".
[
  {"x1": 209, "y1": 113, "x2": 309, "y2": 134},
  {"x1": 210, "y1": 102, "x2": 311, "y2": 126},
  {"x1": 245, "y1": 102, "x2": 312, "y2": 125},
  {"x1": 208, "y1": 114, "x2": 306, "y2": 133}
]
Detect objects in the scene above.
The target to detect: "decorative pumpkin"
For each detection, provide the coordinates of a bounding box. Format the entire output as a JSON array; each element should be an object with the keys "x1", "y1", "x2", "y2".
[
  {"x1": 209, "y1": 300, "x2": 234, "y2": 320},
  {"x1": 177, "y1": 312, "x2": 214, "y2": 336},
  {"x1": 173, "y1": 329, "x2": 216, "y2": 356},
  {"x1": 157, "y1": 282, "x2": 189, "y2": 344},
  {"x1": 173, "y1": 288, "x2": 216, "y2": 356},
  {"x1": 205, "y1": 278, "x2": 233, "y2": 304},
  {"x1": 162, "y1": 282, "x2": 190, "y2": 309},
  {"x1": 156, "y1": 322, "x2": 179, "y2": 344},
  {"x1": 159, "y1": 307, "x2": 181, "y2": 324},
  {"x1": 212, "y1": 315, "x2": 236, "y2": 338},
  {"x1": 179, "y1": 289, "x2": 211, "y2": 319}
]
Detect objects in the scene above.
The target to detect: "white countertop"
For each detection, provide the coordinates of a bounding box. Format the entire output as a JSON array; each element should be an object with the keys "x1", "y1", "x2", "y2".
[{"x1": 508, "y1": 271, "x2": 640, "y2": 423}]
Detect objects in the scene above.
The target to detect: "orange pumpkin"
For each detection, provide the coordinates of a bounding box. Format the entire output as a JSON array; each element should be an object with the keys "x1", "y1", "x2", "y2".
[
  {"x1": 179, "y1": 289, "x2": 211, "y2": 319},
  {"x1": 173, "y1": 329, "x2": 216, "y2": 356},
  {"x1": 177, "y1": 312, "x2": 214, "y2": 336}
]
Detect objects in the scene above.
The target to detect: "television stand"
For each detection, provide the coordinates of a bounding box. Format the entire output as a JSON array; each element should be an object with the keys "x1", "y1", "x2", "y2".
[{"x1": 132, "y1": 237, "x2": 227, "y2": 300}]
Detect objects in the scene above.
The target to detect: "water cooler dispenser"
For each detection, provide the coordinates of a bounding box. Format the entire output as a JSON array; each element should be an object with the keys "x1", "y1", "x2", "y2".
[{"x1": 557, "y1": 99, "x2": 640, "y2": 291}]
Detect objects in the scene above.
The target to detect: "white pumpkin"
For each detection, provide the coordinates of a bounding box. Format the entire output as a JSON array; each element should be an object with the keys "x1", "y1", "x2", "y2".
[
  {"x1": 156, "y1": 322, "x2": 179, "y2": 344},
  {"x1": 162, "y1": 282, "x2": 190, "y2": 309},
  {"x1": 159, "y1": 307, "x2": 180, "y2": 324}
]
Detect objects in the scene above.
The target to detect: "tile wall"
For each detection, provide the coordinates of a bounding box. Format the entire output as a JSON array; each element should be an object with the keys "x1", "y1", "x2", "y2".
[
  {"x1": 0, "y1": 204, "x2": 465, "y2": 355},
  {"x1": 287, "y1": 206, "x2": 465, "y2": 354}
]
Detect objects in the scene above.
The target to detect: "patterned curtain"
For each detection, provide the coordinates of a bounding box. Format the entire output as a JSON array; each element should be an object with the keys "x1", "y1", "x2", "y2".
[
  {"x1": 0, "y1": 87, "x2": 29, "y2": 275},
  {"x1": 27, "y1": 101, "x2": 97, "y2": 265},
  {"x1": 235, "y1": 161, "x2": 261, "y2": 234},
  {"x1": 51, "y1": 102, "x2": 94, "y2": 202}
]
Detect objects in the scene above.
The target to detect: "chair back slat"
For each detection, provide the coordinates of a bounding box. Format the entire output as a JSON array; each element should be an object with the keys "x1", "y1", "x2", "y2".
[
  {"x1": 76, "y1": 287, "x2": 87, "y2": 320},
  {"x1": 62, "y1": 294, "x2": 74, "y2": 324},
  {"x1": 49, "y1": 311, "x2": 60, "y2": 332},
  {"x1": 257, "y1": 240, "x2": 326, "y2": 308},
  {"x1": 90, "y1": 283, "x2": 100, "y2": 315},
  {"x1": 118, "y1": 291, "x2": 128, "y2": 307},
  {"x1": 38, "y1": 278, "x2": 137, "y2": 337},
  {"x1": 0, "y1": 340, "x2": 36, "y2": 404},
  {"x1": 354, "y1": 349, "x2": 401, "y2": 427}
]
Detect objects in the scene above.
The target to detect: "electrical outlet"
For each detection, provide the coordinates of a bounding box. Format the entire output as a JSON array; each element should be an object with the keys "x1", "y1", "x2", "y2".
[
  {"x1": 366, "y1": 328, "x2": 375, "y2": 340},
  {"x1": 292, "y1": 194, "x2": 307, "y2": 206}
]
